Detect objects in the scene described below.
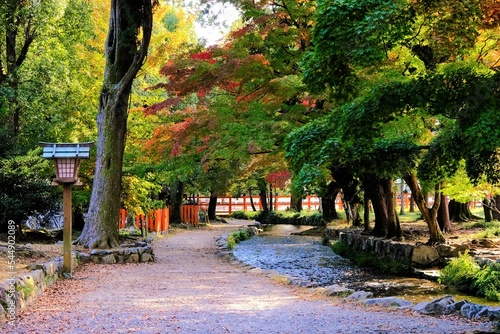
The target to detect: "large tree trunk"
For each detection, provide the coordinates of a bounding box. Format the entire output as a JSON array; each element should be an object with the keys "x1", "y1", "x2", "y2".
[
  {"x1": 448, "y1": 200, "x2": 481, "y2": 222},
  {"x1": 362, "y1": 173, "x2": 389, "y2": 238},
  {"x1": 321, "y1": 181, "x2": 339, "y2": 222},
  {"x1": 77, "y1": 0, "x2": 153, "y2": 248},
  {"x1": 404, "y1": 174, "x2": 445, "y2": 244},
  {"x1": 382, "y1": 178, "x2": 402, "y2": 240},
  {"x1": 208, "y1": 191, "x2": 217, "y2": 220},
  {"x1": 290, "y1": 192, "x2": 303, "y2": 212},
  {"x1": 169, "y1": 180, "x2": 183, "y2": 224},
  {"x1": 437, "y1": 193, "x2": 452, "y2": 233},
  {"x1": 483, "y1": 198, "x2": 493, "y2": 222}
]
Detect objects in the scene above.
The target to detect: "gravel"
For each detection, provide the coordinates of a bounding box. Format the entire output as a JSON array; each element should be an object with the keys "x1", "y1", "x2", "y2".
[{"x1": 2, "y1": 221, "x2": 494, "y2": 334}]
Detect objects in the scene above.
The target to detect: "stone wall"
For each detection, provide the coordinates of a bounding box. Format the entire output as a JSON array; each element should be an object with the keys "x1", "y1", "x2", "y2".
[
  {"x1": 326, "y1": 228, "x2": 470, "y2": 269},
  {"x1": 0, "y1": 243, "x2": 155, "y2": 321}
]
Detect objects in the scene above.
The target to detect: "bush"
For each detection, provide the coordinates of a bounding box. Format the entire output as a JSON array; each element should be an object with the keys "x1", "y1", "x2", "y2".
[
  {"x1": 438, "y1": 252, "x2": 480, "y2": 292},
  {"x1": 230, "y1": 210, "x2": 260, "y2": 220},
  {"x1": 254, "y1": 210, "x2": 324, "y2": 226},
  {"x1": 473, "y1": 263, "x2": 500, "y2": 302},
  {"x1": 227, "y1": 229, "x2": 250, "y2": 249},
  {"x1": 227, "y1": 235, "x2": 236, "y2": 250},
  {"x1": 439, "y1": 252, "x2": 500, "y2": 301}
]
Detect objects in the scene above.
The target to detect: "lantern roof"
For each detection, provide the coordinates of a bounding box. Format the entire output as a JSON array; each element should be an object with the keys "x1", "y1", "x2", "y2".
[{"x1": 40, "y1": 142, "x2": 94, "y2": 160}]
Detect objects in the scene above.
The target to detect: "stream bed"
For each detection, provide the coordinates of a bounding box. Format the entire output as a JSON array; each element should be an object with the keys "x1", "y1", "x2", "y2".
[{"x1": 232, "y1": 224, "x2": 493, "y2": 305}]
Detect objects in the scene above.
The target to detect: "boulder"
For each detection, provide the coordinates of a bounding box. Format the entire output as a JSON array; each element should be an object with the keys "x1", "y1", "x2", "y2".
[
  {"x1": 451, "y1": 244, "x2": 469, "y2": 257},
  {"x1": 411, "y1": 245, "x2": 440, "y2": 267},
  {"x1": 364, "y1": 297, "x2": 413, "y2": 308},
  {"x1": 461, "y1": 302, "x2": 488, "y2": 319},
  {"x1": 101, "y1": 254, "x2": 116, "y2": 264},
  {"x1": 345, "y1": 291, "x2": 373, "y2": 301},
  {"x1": 324, "y1": 284, "x2": 354, "y2": 297},
  {"x1": 488, "y1": 307, "x2": 500, "y2": 320},
  {"x1": 419, "y1": 295, "x2": 456, "y2": 315}
]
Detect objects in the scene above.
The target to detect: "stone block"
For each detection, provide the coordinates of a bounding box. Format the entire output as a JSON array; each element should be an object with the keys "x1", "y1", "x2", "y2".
[
  {"x1": 451, "y1": 244, "x2": 470, "y2": 257},
  {"x1": 101, "y1": 254, "x2": 116, "y2": 264},
  {"x1": 437, "y1": 244, "x2": 452, "y2": 257},
  {"x1": 126, "y1": 253, "x2": 140, "y2": 263},
  {"x1": 411, "y1": 245, "x2": 440, "y2": 267}
]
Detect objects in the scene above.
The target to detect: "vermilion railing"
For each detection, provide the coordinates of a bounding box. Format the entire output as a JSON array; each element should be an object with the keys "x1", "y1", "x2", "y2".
[{"x1": 119, "y1": 205, "x2": 199, "y2": 231}]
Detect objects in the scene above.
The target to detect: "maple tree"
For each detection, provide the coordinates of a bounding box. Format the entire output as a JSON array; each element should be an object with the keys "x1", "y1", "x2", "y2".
[
  {"x1": 144, "y1": 0, "x2": 321, "y2": 218},
  {"x1": 293, "y1": 0, "x2": 500, "y2": 243}
]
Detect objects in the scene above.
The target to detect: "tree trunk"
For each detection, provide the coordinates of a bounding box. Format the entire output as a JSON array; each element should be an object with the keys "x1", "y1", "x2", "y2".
[
  {"x1": 404, "y1": 174, "x2": 445, "y2": 244},
  {"x1": 258, "y1": 178, "x2": 268, "y2": 212},
  {"x1": 409, "y1": 194, "x2": 415, "y2": 212},
  {"x1": 363, "y1": 193, "x2": 370, "y2": 232},
  {"x1": 437, "y1": 192, "x2": 452, "y2": 233},
  {"x1": 492, "y1": 195, "x2": 500, "y2": 220},
  {"x1": 382, "y1": 178, "x2": 402, "y2": 240},
  {"x1": 362, "y1": 173, "x2": 389, "y2": 238},
  {"x1": 290, "y1": 192, "x2": 303, "y2": 212},
  {"x1": 322, "y1": 182, "x2": 339, "y2": 222},
  {"x1": 483, "y1": 198, "x2": 493, "y2": 222},
  {"x1": 399, "y1": 180, "x2": 405, "y2": 215},
  {"x1": 169, "y1": 180, "x2": 183, "y2": 225},
  {"x1": 448, "y1": 200, "x2": 481, "y2": 222},
  {"x1": 208, "y1": 191, "x2": 217, "y2": 220},
  {"x1": 77, "y1": 0, "x2": 153, "y2": 248},
  {"x1": 269, "y1": 184, "x2": 273, "y2": 211},
  {"x1": 248, "y1": 190, "x2": 257, "y2": 211}
]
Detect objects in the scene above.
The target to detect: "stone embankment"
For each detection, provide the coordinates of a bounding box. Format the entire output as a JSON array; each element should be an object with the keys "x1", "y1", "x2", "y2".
[
  {"x1": 219, "y1": 225, "x2": 500, "y2": 324},
  {"x1": 326, "y1": 228, "x2": 500, "y2": 269},
  {"x1": 0, "y1": 241, "x2": 154, "y2": 318}
]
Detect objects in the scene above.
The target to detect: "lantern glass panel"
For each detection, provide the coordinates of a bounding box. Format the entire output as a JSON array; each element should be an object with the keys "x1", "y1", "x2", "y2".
[{"x1": 56, "y1": 158, "x2": 76, "y2": 179}]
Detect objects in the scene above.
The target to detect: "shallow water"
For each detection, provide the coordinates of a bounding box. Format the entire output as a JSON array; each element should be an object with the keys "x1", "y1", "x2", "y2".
[{"x1": 233, "y1": 225, "x2": 497, "y2": 305}]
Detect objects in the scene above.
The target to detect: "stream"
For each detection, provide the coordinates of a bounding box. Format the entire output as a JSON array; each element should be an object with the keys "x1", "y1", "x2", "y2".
[{"x1": 232, "y1": 224, "x2": 494, "y2": 305}]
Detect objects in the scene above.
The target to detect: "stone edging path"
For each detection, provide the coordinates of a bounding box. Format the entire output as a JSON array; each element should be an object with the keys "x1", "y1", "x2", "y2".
[{"x1": 2, "y1": 221, "x2": 494, "y2": 334}]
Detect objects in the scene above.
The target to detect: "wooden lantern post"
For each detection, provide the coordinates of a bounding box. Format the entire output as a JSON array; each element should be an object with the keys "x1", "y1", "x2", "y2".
[{"x1": 40, "y1": 142, "x2": 93, "y2": 275}]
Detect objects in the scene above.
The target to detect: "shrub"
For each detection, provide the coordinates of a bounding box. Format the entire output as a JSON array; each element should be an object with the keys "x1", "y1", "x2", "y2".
[
  {"x1": 227, "y1": 235, "x2": 236, "y2": 250},
  {"x1": 238, "y1": 229, "x2": 249, "y2": 241},
  {"x1": 438, "y1": 251, "x2": 480, "y2": 292},
  {"x1": 230, "y1": 211, "x2": 260, "y2": 220},
  {"x1": 254, "y1": 210, "x2": 324, "y2": 226},
  {"x1": 473, "y1": 263, "x2": 500, "y2": 302}
]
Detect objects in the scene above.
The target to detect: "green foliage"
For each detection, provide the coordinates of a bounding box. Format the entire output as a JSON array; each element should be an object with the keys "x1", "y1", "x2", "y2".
[
  {"x1": 470, "y1": 221, "x2": 500, "y2": 239},
  {"x1": 227, "y1": 229, "x2": 250, "y2": 249},
  {"x1": 227, "y1": 234, "x2": 237, "y2": 250},
  {"x1": 255, "y1": 210, "x2": 323, "y2": 226},
  {"x1": 439, "y1": 252, "x2": 500, "y2": 301},
  {"x1": 438, "y1": 252, "x2": 480, "y2": 292},
  {"x1": 473, "y1": 263, "x2": 500, "y2": 302},
  {"x1": 230, "y1": 210, "x2": 259, "y2": 220},
  {"x1": 0, "y1": 150, "x2": 60, "y2": 229}
]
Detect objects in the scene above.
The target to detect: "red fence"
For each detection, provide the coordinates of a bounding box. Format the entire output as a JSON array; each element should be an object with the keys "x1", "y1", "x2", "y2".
[
  {"x1": 197, "y1": 195, "x2": 342, "y2": 215},
  {"x1": 119, "y1": 205, "x2": 199, "y2": 231}
]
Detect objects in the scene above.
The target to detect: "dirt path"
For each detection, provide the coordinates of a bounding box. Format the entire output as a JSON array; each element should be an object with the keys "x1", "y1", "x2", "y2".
[{"x1": 3, "y1": 221, "x2": 494, "y2": 334}]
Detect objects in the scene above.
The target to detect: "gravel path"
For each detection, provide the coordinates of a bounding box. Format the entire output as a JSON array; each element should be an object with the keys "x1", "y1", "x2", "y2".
[{"x1": 3, "y1": 221, "x2": 494, "y2": 334}]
